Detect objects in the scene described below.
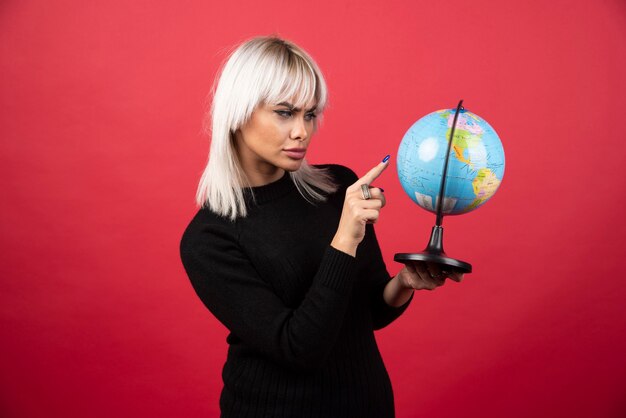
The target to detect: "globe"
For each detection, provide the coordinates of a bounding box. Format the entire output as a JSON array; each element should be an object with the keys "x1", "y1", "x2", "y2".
[{"x1": 397, "y1": 108, "x2": 505, "y2": 216}]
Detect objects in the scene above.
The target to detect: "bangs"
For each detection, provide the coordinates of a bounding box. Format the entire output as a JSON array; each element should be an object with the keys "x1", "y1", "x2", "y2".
[{"x1": 261, "y1": 49, "x2": 325, "y2": 111}]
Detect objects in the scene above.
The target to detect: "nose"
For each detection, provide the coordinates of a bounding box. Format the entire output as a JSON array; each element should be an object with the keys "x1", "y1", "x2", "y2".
[{"x1": 290, "y1": 116, "x2": 309, "y2": 142}]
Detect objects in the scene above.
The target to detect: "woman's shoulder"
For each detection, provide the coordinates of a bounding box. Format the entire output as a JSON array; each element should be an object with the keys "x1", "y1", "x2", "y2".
[
  {"x1": 314, "y1": 164, "x2": 359, "y2": 187},
  {"x1": 180, "y1": 206, "x2": 239, "y2": 251}
]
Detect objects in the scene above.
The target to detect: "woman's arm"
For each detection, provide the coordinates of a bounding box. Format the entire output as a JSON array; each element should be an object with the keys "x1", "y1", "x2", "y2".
[
  {"x1": 383, "y1": 272, "x2": 415, "y2": 307},
  {"x1": 180, "y1": 222, "x2": 357, "y2": 373}
]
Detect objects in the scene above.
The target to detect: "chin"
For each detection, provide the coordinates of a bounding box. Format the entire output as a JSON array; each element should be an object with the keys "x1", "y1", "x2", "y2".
[{"x1": 280, "y1": 159, "x2": 305, "y2": 172}]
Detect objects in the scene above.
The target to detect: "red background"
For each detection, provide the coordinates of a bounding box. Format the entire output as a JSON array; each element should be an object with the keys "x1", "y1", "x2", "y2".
[{"x1": 2, "y1": 0, "x2": 625, "y2": 417}]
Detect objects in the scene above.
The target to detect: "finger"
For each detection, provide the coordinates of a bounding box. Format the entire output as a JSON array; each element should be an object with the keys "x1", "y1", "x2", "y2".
[
  {"x1": 429, "y1": 274, "x2": 446, "y2": 289},
  {"x1": 412, "y1": 261, "x2": 428, "y2": 275},
  {"x1": 423, "y1": 278, "x2": 441, "y2": 291},
  {"x1": 360, "y1": 199, "x2": 383, "y2": 210},
  {"x1": 426, "y1": 262, "x2": 444, "y2": 280},
  {"x1": 405, "y1": 263, "x2": 417, "y2": 274},
  {"x1": 368, "y1": 188, "x2": 386, "y2": 207},
  {"x1": 346, "y1": 197, "x2": 382, "y2": 217},
  {"x1": 440, "y1": 269, "x2": 465, "y2": 283},
  {"x1": 405, "y1": 263, "x2": 440, "y2": 291},
  {"x1": 450, "y1": 272, "x2": 465, "y2": 282},
  {"x1": 356, "y1": 159, "x2": 390, "y2": 187},
  {"x1": 412, "y1": 262, "x2": 431, "y2": 281},
  {"x1": 361, "y1": 209, "x2": 379, "y2": 223}
]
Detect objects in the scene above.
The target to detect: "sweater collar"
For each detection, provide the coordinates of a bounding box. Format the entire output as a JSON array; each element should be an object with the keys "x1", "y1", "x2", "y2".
[{"x1": 243, "y1": 171, "x2": 295, "y2": 205}]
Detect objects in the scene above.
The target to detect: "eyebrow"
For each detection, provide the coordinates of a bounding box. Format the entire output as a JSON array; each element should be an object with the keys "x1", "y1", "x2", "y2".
[{"x1": 276, "y1": 102, "x2": 317, "y2": 112}]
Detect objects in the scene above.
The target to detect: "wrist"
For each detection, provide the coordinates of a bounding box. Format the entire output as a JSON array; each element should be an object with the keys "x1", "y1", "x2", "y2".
[
  {"x1": 384, "y1": 274, "x2": 415, "y2": 307},
  {"x1": 395, "y1": 268, "x2": 412, "y2": 289},
  {"x1": 330, "y1": 234, "x2": 358, "y2": 257}
]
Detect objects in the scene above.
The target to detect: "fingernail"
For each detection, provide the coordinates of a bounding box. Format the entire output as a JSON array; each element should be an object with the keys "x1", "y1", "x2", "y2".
[{"x1": 382, "y1": 155, "x2": 390, "y2": 163}]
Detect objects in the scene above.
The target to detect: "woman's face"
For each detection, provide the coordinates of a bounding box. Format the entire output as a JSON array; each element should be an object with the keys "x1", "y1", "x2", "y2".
[{"x1": 234, "y1": 100, "x2": 318, "y2": 186}]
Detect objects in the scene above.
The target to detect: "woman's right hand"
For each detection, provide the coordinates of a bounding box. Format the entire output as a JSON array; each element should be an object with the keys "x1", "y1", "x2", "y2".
[
  {"x1": 331, "y1": 158, "x2": 390, "y2": 257},
  {"x1": 397, "y1": 261, "x2": 465, "y2": 290}
]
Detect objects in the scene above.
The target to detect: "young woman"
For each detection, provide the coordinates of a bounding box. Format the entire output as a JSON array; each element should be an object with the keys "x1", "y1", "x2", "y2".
[{"x1": 179, "y1": 36, "x2": 464, "y2": 418}]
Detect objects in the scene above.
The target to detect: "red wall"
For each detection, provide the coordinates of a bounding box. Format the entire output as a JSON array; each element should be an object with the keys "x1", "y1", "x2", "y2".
[{"x1": 2, "y1": 1, "x2": 625, "y2": 417}]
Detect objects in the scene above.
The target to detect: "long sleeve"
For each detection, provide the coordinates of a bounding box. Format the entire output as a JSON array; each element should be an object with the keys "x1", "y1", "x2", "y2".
[
  {"x1": 360, "y1": 223, "x2": 413, "y2": 330},
  {"x1": 180, "y1": 222, "x2": 357, "y2": 372}
]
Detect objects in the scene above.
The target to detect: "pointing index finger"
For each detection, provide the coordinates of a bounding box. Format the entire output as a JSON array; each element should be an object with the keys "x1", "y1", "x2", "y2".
[{"x1": 357, "y1": 155, "x2": 391, "y2": 186}]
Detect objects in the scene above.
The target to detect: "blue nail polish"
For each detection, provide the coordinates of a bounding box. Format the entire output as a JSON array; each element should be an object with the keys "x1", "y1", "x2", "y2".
[{"x1": 382, "y1": 155, "x2": 390, "y2": 163}]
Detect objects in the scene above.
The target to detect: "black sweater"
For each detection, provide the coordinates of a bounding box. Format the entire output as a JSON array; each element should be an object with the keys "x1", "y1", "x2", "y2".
[{"x1": 179, "y1": 164, "x2": 412, "y2": 418}]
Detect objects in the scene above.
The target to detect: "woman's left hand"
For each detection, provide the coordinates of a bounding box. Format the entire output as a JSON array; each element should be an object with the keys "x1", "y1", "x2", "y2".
[{"x1": 396, "y1": 262, "x2": 465, "y2": 291}]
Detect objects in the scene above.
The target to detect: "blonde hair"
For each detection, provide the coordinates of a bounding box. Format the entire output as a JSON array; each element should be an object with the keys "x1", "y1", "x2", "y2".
[{"x1": 195, "y1": 36, "x2": 337, "y2": 219}]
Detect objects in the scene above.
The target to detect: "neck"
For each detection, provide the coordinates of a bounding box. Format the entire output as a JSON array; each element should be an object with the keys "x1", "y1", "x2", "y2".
[{"x1": 244, "y1": 166, "x2": 285, "y2": 187}]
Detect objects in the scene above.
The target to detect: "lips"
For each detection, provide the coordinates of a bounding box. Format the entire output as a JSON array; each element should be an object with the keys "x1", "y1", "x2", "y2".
[{"x1": 283, "y1": 148, "x2": 306, "y2": 160}]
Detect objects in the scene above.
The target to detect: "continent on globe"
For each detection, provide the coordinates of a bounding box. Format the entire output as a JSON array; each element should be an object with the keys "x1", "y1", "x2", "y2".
[{"x1": 467, "y1": 168, "x2": 501, "y2": 213}]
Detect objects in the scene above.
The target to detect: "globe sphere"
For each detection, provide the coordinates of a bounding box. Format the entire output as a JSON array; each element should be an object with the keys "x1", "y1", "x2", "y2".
[{"x1": 397, "y1": 108, "x2": 505, "y2": 216}]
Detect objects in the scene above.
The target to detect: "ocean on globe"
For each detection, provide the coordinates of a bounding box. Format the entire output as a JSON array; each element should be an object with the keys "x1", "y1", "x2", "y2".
[{"x1": 397, "y1": 108, "x2": 505, "y2": 216}]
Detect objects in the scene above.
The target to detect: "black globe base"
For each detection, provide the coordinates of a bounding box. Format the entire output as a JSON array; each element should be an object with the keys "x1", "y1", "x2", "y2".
[
  {"x1": 394, "y1": 252, "x2": 472, "y2": 273},
  {"x1": 394, "y1": 225, "x2": 472, "y2": 273}
]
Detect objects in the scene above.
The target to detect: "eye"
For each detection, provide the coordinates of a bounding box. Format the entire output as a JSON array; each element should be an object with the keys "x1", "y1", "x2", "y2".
[
  {"x1": 304, "y1": 112, "x2": 317, "y2": 121},
  {"x1": 274, "y1": 110, "x2": 292, "y2": 118}
]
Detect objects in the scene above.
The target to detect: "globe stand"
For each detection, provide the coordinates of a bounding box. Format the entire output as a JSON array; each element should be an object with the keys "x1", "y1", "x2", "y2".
[
  {"x1": 394, "y1": 99, "x2": 473, "y2": 273},
  {"x1": 394, "y1": 226, "x2": 472, "y2": 272}
]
